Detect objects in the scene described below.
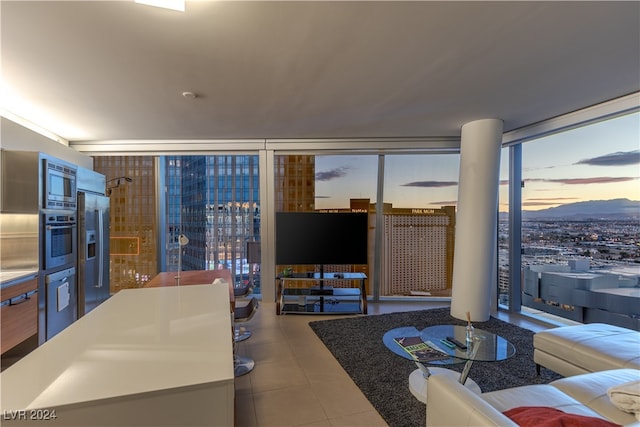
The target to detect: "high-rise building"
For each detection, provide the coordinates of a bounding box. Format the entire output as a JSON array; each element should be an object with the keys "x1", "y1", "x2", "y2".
[
  {"x1": 324, "y1": 200, "x2": 455, "y2": 296},
  {"x1": 165, "y1": 155, "x2": 260, "y2": 277},
  {"x1": 274, "y1": 155, "x2": 315, "y2": 212},
  {"x1": 94, "y1": 156, "x2": 158, "y2": 291},
  {"x1": 379, "y1": 205, "x2": 455, "y2": 296}
]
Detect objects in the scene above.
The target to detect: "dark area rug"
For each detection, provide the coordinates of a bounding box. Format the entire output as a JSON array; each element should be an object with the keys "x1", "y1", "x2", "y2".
[{"x1": 309, "y1": 308, "x2": 562, "y2": 427}]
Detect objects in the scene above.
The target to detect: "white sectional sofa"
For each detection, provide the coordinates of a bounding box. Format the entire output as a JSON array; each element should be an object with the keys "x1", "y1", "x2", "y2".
[{"x1": 426, "y1": 368, "x2": 640, "y2": 427}]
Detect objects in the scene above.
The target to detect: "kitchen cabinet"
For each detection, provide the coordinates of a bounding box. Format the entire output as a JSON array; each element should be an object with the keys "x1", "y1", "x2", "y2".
[
  {"x1": 1, "y1": 274, "x2": 38, "y2": 354},
  {"x1": 0, "y1": 150, "x2": 41, "y2": 213}
]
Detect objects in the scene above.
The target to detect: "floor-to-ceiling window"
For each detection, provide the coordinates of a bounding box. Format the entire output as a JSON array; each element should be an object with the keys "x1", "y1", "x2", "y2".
[
  {"x1": 515, "y1": 112, "x2": 639, "y2": 328},
  {"x1": 272, "y1": 151, "x2": 460, "y2": 298},
  {"x1": 165, "y1": 155, "x2": 261, "y2": 292},
  {"x1": 273, "y1": 154, "x2": 377, "y2": 293},
  {"x1": 96, "y1": 154, "x2": 261, "y2": 292},
  {"x1": 498, "y1": 147, "x2": 511, "y2": 306}
]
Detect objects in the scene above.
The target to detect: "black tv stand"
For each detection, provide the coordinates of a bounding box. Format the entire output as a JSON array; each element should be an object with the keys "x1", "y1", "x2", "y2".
[
  {"x1": 309, "y1": 286, "x2": 333, "y2": 295},
  {"x1": 276, "y1": 272, "x2": 367, "y2": 315}
]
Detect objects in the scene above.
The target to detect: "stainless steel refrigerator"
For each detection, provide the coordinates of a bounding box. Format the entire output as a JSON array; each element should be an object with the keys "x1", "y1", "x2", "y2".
[{"x1": 77, "y1": 168, "x2": 110, "y2": 317}]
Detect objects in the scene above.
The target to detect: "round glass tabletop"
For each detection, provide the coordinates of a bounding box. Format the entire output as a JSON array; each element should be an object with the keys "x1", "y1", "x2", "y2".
[{"x1": 383, "y1": 324, "x2": 516, "y2": 365}]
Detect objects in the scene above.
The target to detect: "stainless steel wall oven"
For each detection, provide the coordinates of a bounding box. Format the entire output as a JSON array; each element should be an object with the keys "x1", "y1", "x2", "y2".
[{"x1": 43, "y1": 211, "x2": 77, "y2": 270}]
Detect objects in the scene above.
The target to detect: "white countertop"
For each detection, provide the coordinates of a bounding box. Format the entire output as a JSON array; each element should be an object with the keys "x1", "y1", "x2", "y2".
[
  {"x1": 1, "y1": 283, "x2": 234, "y2": 411},
  {"x1": 0, "y1": 269, "x2": 38, "y2": 287}
]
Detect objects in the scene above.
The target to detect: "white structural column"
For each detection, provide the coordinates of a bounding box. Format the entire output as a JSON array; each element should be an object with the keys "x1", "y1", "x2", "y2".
[{"x1": 450, "y1": 118, "x2": 503, "y2": 322}]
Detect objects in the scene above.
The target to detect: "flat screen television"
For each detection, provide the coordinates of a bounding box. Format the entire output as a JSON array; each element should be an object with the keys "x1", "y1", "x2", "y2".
[{"x1": 275, "y1": 212, "x2": 368, "y2": 266}]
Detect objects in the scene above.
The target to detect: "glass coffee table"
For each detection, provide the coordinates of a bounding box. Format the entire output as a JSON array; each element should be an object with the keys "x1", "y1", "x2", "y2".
[{"x1": 383, "y1": 324, "x2": 516, "y2": 403}]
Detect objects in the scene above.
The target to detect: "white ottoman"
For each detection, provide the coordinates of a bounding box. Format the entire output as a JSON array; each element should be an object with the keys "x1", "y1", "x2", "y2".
[{"x1": 534, "y1": 323, "x2": 640, "y2": 377}]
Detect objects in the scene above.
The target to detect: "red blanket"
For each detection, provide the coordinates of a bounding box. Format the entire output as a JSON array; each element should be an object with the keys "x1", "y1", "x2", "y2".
[{"x1": 504, "y1": 406, "x2": 621, "y2": 427}]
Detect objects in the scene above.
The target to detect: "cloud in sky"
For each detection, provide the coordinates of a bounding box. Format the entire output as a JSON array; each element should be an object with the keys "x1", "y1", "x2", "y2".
[
  {"x1": 575, "y1": 150, "x2": 640, "y2": 166},
  {"x1": 402, "y1": 180, "x2": 458, "y2": 188},
  {"x1": 315, "y1": 166, "x2": 350, "y2": 181},
  {"x1": 526, "y1": 177, "x2": 637, "y2": 185},
  {"x1": 524, "y1": 165, "x2": 560, "y2": 171}
]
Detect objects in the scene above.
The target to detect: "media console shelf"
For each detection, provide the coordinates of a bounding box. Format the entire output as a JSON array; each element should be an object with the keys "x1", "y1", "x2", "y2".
[{"x1": 276, "y1": 272, "x2": 367, "y2": 315}]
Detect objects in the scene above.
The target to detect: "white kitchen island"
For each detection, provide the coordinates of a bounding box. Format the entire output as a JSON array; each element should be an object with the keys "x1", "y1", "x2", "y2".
[{"x1": 1, "y1": 283, "x2": 234, "y2": 426}]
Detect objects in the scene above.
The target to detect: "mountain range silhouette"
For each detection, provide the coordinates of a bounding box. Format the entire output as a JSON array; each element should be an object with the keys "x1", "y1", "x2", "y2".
[{"x1": 521, "y1": 198, "x2": 640, "y2": 220}]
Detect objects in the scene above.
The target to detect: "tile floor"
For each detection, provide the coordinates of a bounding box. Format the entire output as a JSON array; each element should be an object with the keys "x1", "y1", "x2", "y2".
[{"x1": 232, "y1": 300, "x2": 565, "y2": 427}]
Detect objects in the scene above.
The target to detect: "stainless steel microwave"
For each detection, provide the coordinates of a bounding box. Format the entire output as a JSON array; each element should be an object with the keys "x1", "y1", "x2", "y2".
[{"x1": 43, "y1": 158, "x2": 77, "y2": 210}]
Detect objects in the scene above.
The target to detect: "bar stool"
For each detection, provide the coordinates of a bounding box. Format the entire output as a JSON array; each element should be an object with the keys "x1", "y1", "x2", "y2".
[
  {"x1": 233, "y1": 282, "x2": 254, "y2": 342},
  {"x1": 233, "y1": 296, "x2": 259, "y2": 377}
]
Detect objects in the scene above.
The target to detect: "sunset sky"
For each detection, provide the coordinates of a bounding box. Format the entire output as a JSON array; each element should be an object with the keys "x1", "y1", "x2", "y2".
[
  {"x1": 315, "y1": 112, "x2": 639, "y2": 212},
  {"x1": 517, "y1": 112, "x2": 639, "y2": 211}
]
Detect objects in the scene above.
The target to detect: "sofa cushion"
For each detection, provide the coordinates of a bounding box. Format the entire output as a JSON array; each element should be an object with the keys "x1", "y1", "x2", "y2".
[
  {"x1": 551, "y1": 369, "x2": 640, "y2": 426},
  {"x1": 534, "y1": 348, "x2": 592, "y2": 376},
  {"x1": 504, "y1": 406, "x2": 621, "y2": 427},
  {"x1": 482, "y1": 384, "x2": 607, "y2": 419},
  {"x1": 534, "y1": 324, "x2": 640, "y2": 374}
]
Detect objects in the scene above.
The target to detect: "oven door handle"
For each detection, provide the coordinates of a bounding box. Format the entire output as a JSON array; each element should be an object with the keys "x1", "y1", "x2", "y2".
[{"x1": 46, "y1": 225, "x2": 75, "y2": 230}]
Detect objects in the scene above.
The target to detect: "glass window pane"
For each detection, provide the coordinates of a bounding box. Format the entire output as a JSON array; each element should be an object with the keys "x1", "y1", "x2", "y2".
[
  {"x1": 521, "y1": 112, "x2": 640, "y2": 326},
  {"x1": 164, "y1": 155, "x2": 261, "y2": 293},
  {"x1": 97, "y1": 155, "x2": 261, "y2": 294},
  {"x1": 498, "y1": 147, "x2": 510, "y2": 307},
  {"x1": 274, "y1": 154, "x2": 376, "y2": 296}
]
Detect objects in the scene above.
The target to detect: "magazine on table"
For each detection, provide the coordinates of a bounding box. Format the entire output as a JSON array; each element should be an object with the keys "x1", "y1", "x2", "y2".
[{"x1": 393, "y1": 336, "x2": 449, "y2": 362}]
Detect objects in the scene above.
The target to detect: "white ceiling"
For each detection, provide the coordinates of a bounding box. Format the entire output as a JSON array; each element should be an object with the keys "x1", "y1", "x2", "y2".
[{"x1": 2, "y1": 1, "x2": 639, "y2": 143}]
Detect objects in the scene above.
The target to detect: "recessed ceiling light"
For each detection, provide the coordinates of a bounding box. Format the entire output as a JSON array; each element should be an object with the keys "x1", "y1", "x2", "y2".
[
  {"x1": 135, "y1": 0, "x2": 185, "y2": 12},
  {"x1": 182, "y1": 92, "x2": 198, "y2": 99}
]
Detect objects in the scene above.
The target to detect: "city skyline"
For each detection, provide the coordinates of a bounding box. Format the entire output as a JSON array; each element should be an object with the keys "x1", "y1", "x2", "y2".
[{"x1": 315, "y1": 112, "x2": 639, "y2": 212}]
